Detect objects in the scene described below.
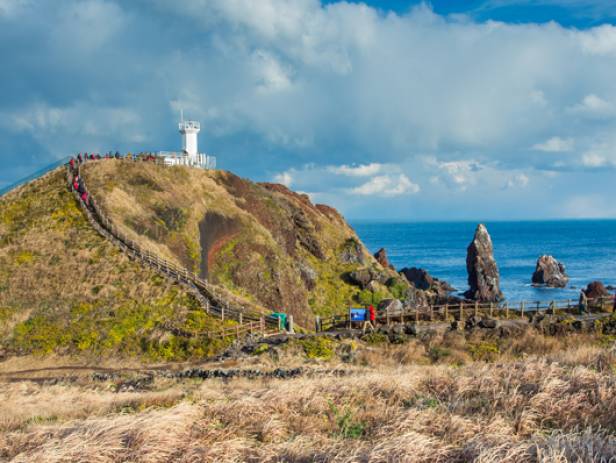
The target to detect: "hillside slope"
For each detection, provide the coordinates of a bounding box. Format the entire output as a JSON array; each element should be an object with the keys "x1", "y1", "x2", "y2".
[
  {"x1": 0, "y1": 169, "x2": 232, "y2": 360},
  {"x1": 83, "y1": 160, "x2": 408, "y2": 325}
]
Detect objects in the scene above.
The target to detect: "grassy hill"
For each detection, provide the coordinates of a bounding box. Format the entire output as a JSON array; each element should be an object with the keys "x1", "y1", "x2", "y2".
[
  {"x1": 0, "y1": 168, "x2": 233, "y2": 360},
  {"x1": 82, "y1": 160, "x2": 408, "y2": 326}
]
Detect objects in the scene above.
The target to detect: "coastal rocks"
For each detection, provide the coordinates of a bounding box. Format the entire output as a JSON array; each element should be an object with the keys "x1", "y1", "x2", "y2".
[
  {"x1": 298, "y1": 261, "x2": 317, "y2": 290},
  {"x1": 374, "y1": 248, "x2": 394, "y2": 269},
  {"x1": 377, "y1": 298, "x2": 403, "y2": 313},
  {"x1": 531, "y1": 255, "x2": 569, "y2": 288},
  {"x1": 464, "y1": 224, "x2": 503, "y2": 302},
  {"x1": 582, "y1": 281, "x2": 610, "y2": 299},
  {"x1": 399, "y1": 267, "x2": 455, "y2": 301},
  {"x1": 347, "y1": 267, "x2": 388, "y2": 290}
]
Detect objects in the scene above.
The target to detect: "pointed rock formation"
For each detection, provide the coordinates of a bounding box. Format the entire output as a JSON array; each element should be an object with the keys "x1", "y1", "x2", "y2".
[
  {"x1": 532, "y1": 255, "x2": 569, "y2": 288},
  {"x1": 464, "y1": 224, "x2": 503, "y2": 302},
  {"x1": 374, "y1": 247, "x2": 394, "y2": 270}
]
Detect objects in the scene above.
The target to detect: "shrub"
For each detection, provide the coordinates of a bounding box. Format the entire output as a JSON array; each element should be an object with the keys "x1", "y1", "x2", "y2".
[{"x1": 298, "y1": 336, "x2": 334, "y2": 360}]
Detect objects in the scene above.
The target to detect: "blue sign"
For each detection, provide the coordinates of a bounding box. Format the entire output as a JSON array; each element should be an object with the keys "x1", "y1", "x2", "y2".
[{"x1": 350, "y1": 308, "x2": 367, "y2": 321}]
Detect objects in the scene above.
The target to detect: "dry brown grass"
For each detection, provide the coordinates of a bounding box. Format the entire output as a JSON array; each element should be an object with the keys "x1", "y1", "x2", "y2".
[{"x1": 1, "y1": 341, "x2": 615, "y2": 462}]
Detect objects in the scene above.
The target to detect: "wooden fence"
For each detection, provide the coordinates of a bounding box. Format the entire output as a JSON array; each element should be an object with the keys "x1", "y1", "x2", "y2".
[
  {"x1": 66, "y1": 162, "x2": 283, "y2": 337},
  {"x1": 317, "y1": 296, "x2": 616, "y2": 332}
]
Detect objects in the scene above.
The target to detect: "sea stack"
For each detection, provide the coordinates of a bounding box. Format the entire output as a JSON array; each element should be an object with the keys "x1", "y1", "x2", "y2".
[
  {"x1": 464, "y1": 223, "x2": 503, "y2": 302},
  {"x1": 532, "y1": 255, "x2": 569, "y2": 288}
]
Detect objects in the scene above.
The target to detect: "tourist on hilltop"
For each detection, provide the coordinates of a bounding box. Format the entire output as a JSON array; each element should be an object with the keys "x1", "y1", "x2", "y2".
[{"x1": 77, "y1": 153, "x2": 83, "y2": 164}]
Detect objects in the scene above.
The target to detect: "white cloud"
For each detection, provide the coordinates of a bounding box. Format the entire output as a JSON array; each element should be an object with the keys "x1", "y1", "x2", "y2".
[
  {"x1": 504, "y1": 173, "x2": 530, "y2": 189},
  {"x1": 327, "y1": 163, "x2": 382, "y2": 177},
  {"x1": 568, "y1": 94, "x2": 616, "y2": 119},
  {"x1": 579, "y1": 24, "x2": 616, "y2": 55},
  {"x1": 351, "y1": 174, "x2": 419, "y2": 197},
  {"x1": 532, "y1": 136, "x2": 574, "y2": 152},
  {"x1": 581, "y1": 152, "x2": 608, "y2": 167},
  {"x1": 424, "y1": 157, "x2": 483, "y2": 191},
  {"x1": 273, "y1": 171, "x2": 293, "y2": 187}
]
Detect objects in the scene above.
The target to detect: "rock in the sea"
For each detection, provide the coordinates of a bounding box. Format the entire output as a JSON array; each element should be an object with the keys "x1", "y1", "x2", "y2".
[
  {"x1": 464, "y1": 224, "x2": 503, "y2": 302},
  {"x1": 583, "y1": 281, "x2": 610, "y2": 299},
  {"x1": 531, "y1": 255, "x2": 569, "y2": 288},
  {"x1": 374, "y1": 248, "x2": 394, "y2": 270}
]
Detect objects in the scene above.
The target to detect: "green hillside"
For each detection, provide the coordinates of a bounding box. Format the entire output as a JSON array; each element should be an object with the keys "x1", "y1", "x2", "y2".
[{"x1": 0, "y1": 168, "x2": 232, "y2": 360}]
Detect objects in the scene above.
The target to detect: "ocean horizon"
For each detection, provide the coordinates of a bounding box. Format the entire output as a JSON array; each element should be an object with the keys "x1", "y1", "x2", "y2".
[{"x1": 352, "y1": 219, "x2": 616, "y2": 303}]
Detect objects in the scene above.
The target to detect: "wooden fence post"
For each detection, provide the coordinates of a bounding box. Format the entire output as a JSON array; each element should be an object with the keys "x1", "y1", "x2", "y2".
[
  {"x1": 444, "y1": 304, "x2": 448, "y2": 321},
  {"x1": 474, "y1": 301, "x2": 479, "y2": 317},
  {"x1": 505, "y1": 302, "x2": 509, "y2": 319},
  {"x1": 386, "y1": 306, "x2": 390, "y2": 326},
  {"x1": 489, "y1": 302, "x2": 494, "y2": 317},
  {"x1": 288, "y1": 315, "x2": 294, "y2": 334},
  {"x1": 415, "y1": 305, "x2": 419, "y2": 323},
  {"x1": 429, "y1": 304, "x2": 433, "y2": 321},
  {"x1": 239, "y1": 313, "x2": 243, "y2": 325},
  {"x1": 460, "y1": 302, "x2": 464, "y2": 321},
  {"x1": 520, "y1": 301, "x2": 525, "y2": 319},
  {"x1": 315, "y1": 315, "x2": 321, "y2": 333},
  {"x1": 260, "y1": 317, "x2": 265, "y2": 336},
  {"x1": 536, "y1": 301, "x2": 540, "y2": 315},
  {"x1": 221, "y1": 307, "x2": 225, "y2": 322}
]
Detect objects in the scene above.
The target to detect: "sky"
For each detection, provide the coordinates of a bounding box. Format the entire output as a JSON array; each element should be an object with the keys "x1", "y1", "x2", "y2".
[{"x1": 1, "y1": 0, "x2": 616, "y2": 221}]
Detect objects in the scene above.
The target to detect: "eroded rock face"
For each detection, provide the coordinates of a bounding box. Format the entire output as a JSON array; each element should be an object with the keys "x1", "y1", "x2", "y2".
[
  {"x1": 374, "y1": 248, "x2": 394, "y2": 270},
  {"x1": 347, "y1": 268, "x2": 389, "y2": 289},
  {"x1": 532, "y1": 255, "x2": 569, "y2": 288},
  {"x1": 400, "y1": 267, "x2": 456, "y2": 304},
  {"x1": 464, "y1": 224, "x2": 503, "y2": 302},
  {"x1": 377, "y1": 298, "x2": 403, "y2": 313},
  {"x1": 583, "y1": 281, "x2": 610, "y2": 299}
]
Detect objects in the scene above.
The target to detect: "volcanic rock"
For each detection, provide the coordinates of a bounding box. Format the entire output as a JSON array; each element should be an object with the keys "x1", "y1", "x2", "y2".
[
  {"x1": 374, "y1": 248, "x2": 394, "y2": 269},
  {"x1": 582, "y1": 281, "x2": 610, "y2": 299},
  {"x1": 464, "y1": 224, "x2": 503, "y2": 302},
  {"x1": 347, "y1": 267, "x2": 388, "y2": 290},
  {"x1": 377, "y1": 298, "x2": 403, "y2": 313},
  {"x1": 399, "y1": 267, "x2": 455, "y2": 302},
  {"x1": 531, "y1": 255, "x2": 569, "y2": 288}
]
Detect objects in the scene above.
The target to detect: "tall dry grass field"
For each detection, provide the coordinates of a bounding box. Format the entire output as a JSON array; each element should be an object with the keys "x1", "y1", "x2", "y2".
[{"x1": 1, "y1": 342, "x2": 615, "y2": 462}]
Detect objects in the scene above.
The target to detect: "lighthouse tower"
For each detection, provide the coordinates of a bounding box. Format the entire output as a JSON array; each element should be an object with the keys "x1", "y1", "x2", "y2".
[
  {"x1": 179, "y1": 110, "x2": 200, "y2": 163},
  {"x1": 158, "y1": 110, "x2": 216, "y2": 169}
]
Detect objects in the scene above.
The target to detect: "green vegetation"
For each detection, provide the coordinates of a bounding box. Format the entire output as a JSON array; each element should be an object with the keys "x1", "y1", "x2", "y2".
[
  {"x1": 0, "y1": 169, "x2": 232, "y2": 360},
  {"x1": 298, "y1": 336, "x2": 335, "y2": 360}
]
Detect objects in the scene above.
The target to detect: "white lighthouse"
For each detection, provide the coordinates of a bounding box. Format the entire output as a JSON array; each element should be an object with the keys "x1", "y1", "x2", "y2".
[{"x1": 159, "y1": 111, "x2": 216, "y2": 169}]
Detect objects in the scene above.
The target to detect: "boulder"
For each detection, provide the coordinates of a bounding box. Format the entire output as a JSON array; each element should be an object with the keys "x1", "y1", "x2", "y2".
[
  {"x1": 400, "y1": 267, "x2": 434, "y2": 290},
  {"x1": 347, "y1": 267, "x2": 388, "y2": 290},
  {"x1": 583, "y1": 281, "x2": 610, "y2": 299},
  {"x1": 464, "y1": 224, "x2": 503, "y2": 302},
  {"x1": 374, "y1": 247, "x2": 394, "y2": 269},
  {"x1": 339, "y1": 238, "x2": 365, "y2": 264},
  {"x1": 399, "y1": 267, "x2": 455, "y2": 304},
  {"x1": 378, "y1": 298, "x2": 403, "y2": 313},
  {"x1": 532, "y1": 255, "x2": 569, "y2": 288}
]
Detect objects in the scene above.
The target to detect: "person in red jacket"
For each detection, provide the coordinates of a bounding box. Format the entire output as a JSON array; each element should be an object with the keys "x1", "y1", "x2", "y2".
[{"x1": 363, "y1": 304, "x2": 376, "y2": 333}]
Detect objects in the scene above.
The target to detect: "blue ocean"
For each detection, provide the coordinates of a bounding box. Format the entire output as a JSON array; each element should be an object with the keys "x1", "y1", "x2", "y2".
[{"x1": 352, "y1": 220, "x2": 616, "y2": 303}]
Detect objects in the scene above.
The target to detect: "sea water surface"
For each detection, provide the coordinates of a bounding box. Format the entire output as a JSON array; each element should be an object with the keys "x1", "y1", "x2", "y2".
[{"x1": 352, "y1": 220, "x2": 616, "y2": 303}]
